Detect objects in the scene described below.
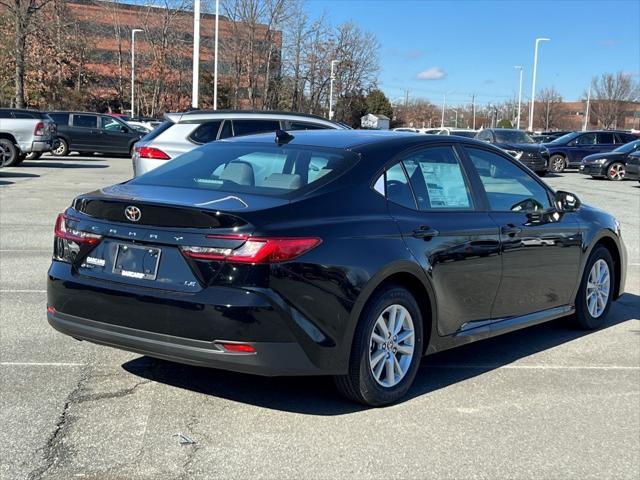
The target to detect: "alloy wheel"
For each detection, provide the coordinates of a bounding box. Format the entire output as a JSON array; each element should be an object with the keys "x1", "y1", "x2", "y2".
[
  {"x1": 53, "y1": 141, "x2": 67, "y2": 156},
  {"x1": 608, "y1": 163, "x2": 625, "y2": 181},
  {"x1": 0, "y1": 144, "x2": 11, "y2": 167},
  {"x1": 586, "y1": 259, "x2": 610, "y2": 318},
  {"x1": 369, "y1": 304, "x2": 415, "y2": 388},
  {"x1": 551, "y1": 156, "x2": 565, "y2": 173}
]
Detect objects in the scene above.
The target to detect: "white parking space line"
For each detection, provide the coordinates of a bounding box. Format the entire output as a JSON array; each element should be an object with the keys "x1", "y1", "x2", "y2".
[
  {"x1": 430, "y1": 365, "x2": 640, "y2": 370},
  {"x1": 0, "y1": 362, "x2": 86, "y2": 367},
  {"x1": 0, "y1": 289, "x2": 46, "y2": 293}
]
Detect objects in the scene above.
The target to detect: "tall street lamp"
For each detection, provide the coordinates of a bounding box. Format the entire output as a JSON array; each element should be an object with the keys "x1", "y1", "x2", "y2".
[
  {"x1": 514, "y1": 65, "x2": 523, "y2": 129},
  {"x1": 213, "y1": 0, "x2": 219, "y2": 109},
  {"x1": 328, "y1": 60, "x2": 339, "y2": 120},
  {"x1": 440, "y1": 92, "x2": 446, "y2": 127},
  {"x1": 192, "y1": 0, "x2": 201, "y2": 109},
  {"x1": 452, "y1": 109, "x2": 459, "y2": 128},
  {"x1": 130, "y1": 28, "x2": 144, "y2": 118},
  {"x1": 528, "y1": 37, "x2": 550, "y2": 131}
]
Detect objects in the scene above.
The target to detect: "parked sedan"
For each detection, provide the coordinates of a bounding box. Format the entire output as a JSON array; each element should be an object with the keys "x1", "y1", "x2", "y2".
[
  {"x1": 625, "y1": 151, "x2": 640, "y2": 182},
  {"x1": 545, "y1": 130, "x2": 637, "y2": 173},
  {"x1": 49, "y1": 111, "x2": 144, "y2": 157},
  {"x1": 580, "y1": 139, "x2": 640, "y2": 180},
  {"x1": 47, "y1": 130, "x2": 626, "y2": 406},
  {"x1": 475, "y1": 128, "x2": 549, "y2": 175}
]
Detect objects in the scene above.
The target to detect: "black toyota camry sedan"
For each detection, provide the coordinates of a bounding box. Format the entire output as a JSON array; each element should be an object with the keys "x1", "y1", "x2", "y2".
[{"x1": 47, "y1": 130, "x2": 627, "y2": 406}]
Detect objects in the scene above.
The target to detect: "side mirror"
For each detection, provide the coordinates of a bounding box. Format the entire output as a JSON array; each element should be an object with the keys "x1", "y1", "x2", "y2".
[{"x1": 555, "y1": 190, "x2": 581, "y2": 212}]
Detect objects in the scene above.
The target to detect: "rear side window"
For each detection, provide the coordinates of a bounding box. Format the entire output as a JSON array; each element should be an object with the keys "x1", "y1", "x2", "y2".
[
  {"x1": 288, "y1": 121, "x2": 329, "y2": 131},
  {"x1": 189, "y1": 121, "x2": 222, "y2": 144},
  {"x1": 0, "y1": 110, "x2": 11, "y2": 119},
  {"x1": 402, "y1": 146, "x2": 473, "y2": 210},
  {"x1": 72, "y1": 114, "x2": 98, "y2": 128},
  {"x1": 232, "y1": 120, "x2": 281, "y2": 137},
  {"x1": 384, "y1": 163, "x2": 416, "y2": 209},
  {"x1": 597, "y1": 132, "x2": 614, "y2": 144},
  {"x1": 49, "y1": 113, "x2": 69, "y2": 125},
  {"x1": 131, "y1": 143, "x2": 357, "y2": 197},
  {"x1": 615, "y1": 133, "x2": 635, "y2": 144},
  {"x1": 139, "y1": 120, "x2": 173, "y2": 142}
]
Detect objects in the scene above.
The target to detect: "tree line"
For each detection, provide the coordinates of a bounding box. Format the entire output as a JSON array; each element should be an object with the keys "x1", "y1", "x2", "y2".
[{"x1": 0, "y1": 0, "x2": 387, "y2": 126}]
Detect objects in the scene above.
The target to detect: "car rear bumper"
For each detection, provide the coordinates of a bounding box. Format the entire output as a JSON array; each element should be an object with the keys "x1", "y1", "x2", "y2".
[
  {"x1": 47, "y1": 261, "x2": 332, "y2": 376},
  {"x1": 18, "y1": 138, "x2": 54, "y2": 153},
  {"x1": 579, "y1": 164, "x2": 606, "y2": 176}
]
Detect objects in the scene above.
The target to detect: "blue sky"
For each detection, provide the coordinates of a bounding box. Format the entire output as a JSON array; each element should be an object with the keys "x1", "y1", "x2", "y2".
[{"x1": 305, "y1": 0, "x2": 640, "y2": 107}]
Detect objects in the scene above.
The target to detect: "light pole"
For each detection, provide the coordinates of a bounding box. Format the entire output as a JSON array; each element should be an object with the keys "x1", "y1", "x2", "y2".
[
  {"x1": 130, "y1": 28, "x2": 143, "y2": 118},
  {"x1": 440, "y1": 93, "x2": 446, "y2": 127},
  {"x1": 328, "y1": 60, "x2": 338, "y2": 120},
  {"x1": 192, "y1": 0, "x2": 201, "y2": 109},
  {"x1": 528, "y1": 37, "x2": 550, "y2": 131},
  {"x1": 583, "y1": 84, "x2": 591, "y2": 131},
  {"x1": 213, "y1": 0, "x2": 219, "y2": 109},
  {"x1": 514, "y1": 65, "x2": 523, "y2": 129},
  {"x1": 452, "y1": 109, "x2": 459, "y2": 128}
]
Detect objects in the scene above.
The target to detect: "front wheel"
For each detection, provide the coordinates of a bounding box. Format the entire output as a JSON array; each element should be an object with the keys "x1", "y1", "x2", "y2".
[
  {"x1": 573, "y1": 246, "x2": 614, "y2": 330},
  {"x1": 0, "y1": 138, "x2": 19, "y2": 167},
  {"x1": 606, "y1": 162, "x2": 625, "y2": 181},
  {"x1": 549, "y1": 154, "x2": 566, "y2": 173},
  {"x1": 334, "y1": 285, "x2": 423, "y2": 406}
]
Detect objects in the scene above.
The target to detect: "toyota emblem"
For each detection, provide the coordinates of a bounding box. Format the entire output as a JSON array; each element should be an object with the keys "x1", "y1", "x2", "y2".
[{"x1": 124, "y1": 205, "x2": 142, "y2": 222}]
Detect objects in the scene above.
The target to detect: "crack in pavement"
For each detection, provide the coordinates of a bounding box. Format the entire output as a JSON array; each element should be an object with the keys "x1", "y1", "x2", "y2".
[{"x1": 25, "y1": 371, "x2": 151, "y2": 479}]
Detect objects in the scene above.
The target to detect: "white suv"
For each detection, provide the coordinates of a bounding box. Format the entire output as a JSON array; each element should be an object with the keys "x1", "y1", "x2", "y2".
[{"x1": 132, "y1": 110, "x2": 347, "y2": 176}]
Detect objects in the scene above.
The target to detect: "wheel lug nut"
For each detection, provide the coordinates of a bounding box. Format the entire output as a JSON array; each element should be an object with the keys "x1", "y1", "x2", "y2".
[{"x1": 393, "y1": 336, "x2": 397, "y2": 341}]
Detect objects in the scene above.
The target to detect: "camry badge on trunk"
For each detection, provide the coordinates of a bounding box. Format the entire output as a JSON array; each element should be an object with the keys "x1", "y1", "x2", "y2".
[{"x1": 125, "y1": 206, "x2": 142, "y2": 222}]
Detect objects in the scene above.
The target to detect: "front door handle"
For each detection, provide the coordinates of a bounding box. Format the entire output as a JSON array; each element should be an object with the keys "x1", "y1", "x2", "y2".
[
  {"x1": 501, "y1": 224, "x2": 523, "y2": 236},
  {"x1": 412, "y1": 226, "x2": 439, "y2": 239}
]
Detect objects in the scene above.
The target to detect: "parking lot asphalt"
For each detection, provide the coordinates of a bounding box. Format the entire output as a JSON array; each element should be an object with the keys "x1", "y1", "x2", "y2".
[{"x1": 1, "y1": 155, "x2": 638, "y2": 480}]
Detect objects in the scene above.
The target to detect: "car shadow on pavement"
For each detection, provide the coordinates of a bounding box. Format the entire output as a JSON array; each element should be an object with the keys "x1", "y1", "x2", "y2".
[
  {"x1": 0, "y1": 172, "x2": 40, "y2": 178},
  {"x1": 20, "y1": 162, "x2": 108, "y2": 169},
  {"x1": 123, "y1": 293, "x2": 639, "y2": 415}
]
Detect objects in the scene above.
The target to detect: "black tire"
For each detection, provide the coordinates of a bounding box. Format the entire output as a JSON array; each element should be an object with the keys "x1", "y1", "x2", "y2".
[
  {"x1": 535, "y1": 170, "x2": 547, "y2": 177},
  {"x1": 549, "y1": 154, "x2": 566, "y2": 173},
  {"x1": 0, "y1": 138, "x2": 19, "y2": 167},
  {"x1": 52, "y1": 138, "x2": 69, "y2": 156},
  {"x1": 573, "y1": 246, "x2": 615, "y2": 330},
  {"x1": 606, "y1": 162, "x2": 625, "y2": 181},
  {"x1": 25, "y1": 151, "x2": 42, "y2": 160},
  {"x1": 334, "y1": 285, "x2": 424, "y2": 406},
  {"x1": 14, "y1": 153, "x2": 27, "y2": 166}
]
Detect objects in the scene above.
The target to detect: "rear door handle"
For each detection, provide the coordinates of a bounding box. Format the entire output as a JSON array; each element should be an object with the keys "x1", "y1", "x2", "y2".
[
  {"x1": 501, "y1": 224, "x2": 523, "y2": 236},
  {"x1": 412, "y1": 226, "x2": 439, "y2": 239}
]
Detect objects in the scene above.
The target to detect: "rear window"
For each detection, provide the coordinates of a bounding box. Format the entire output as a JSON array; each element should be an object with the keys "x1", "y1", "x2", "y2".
[
  {"x1": 189, "y1": 120, "x2": 222, "y2": 144},
  {"x1": 130, "y1": 143, "x2": 358, "y2": 197},
  {"x1": 49, "y1": 113, "x2": 69, "y2": 125},
  {"x1": 139, "y1": 120, "x2": 174, "y2": 142}
]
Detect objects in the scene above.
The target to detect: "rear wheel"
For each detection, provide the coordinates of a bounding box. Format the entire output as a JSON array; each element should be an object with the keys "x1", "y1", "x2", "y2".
[
  {"x1": 573, "y1": 246, "x2": 614, "y2": 330},
  {"x1": 0, "y1": 138, "x2": 19, "y2": 167},
  {"x1": 52, "y1": 138, "x2": 69, "y2": 156},
  {"x1": 334, "y1": 285, "x2": 423, "y2": 406},
  {"x1": 606, "y1": 162, "x2": 625, "y2": 181},
  {"x1": 549, "y1": 154, "x2": 566, "y2": 173}
]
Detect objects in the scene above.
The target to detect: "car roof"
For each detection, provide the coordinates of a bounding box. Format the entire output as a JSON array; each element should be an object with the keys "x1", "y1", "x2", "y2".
[
  {"x1": 220, "y1": 129, "x2": 486, "y2": 150},
  {"x1": 166, "y1": 109, "x2": 345, "y2": 127}
]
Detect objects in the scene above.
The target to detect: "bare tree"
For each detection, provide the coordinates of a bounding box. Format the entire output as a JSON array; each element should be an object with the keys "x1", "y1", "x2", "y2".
[
  {"x1": 0, "y1": 0, "x2": 53, "y2": 107},
  {"x1": 589, "y1": 71, "x2": 640, "y2": 129},
  {"x1": 535, "y1": 87, "x2": 563, "y2": 130}
]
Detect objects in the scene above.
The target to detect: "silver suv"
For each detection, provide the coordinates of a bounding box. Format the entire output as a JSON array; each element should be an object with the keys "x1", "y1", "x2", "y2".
[{"x1": 132, "y1": 110, "x2": 347, "y2": 176}]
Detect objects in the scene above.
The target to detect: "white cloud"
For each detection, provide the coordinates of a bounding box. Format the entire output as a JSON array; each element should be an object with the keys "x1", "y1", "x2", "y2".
[{"x1": 417, "y1": 67, "x2": 446, "y2": 80}]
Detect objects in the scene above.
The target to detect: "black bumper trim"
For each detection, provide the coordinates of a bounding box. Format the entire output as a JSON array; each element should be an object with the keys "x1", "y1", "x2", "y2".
[{"x1": 48, "y1": 311, "x2": 327, "y2": 376}]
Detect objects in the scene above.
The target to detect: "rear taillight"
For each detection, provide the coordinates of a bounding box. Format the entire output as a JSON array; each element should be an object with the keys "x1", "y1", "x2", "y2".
[
  {"x1": 136, "y1": 146, "x2": 170, "y2": 160},
  {"x1": 54, "y1": 213, "x2": 102, "y2": 245},
  {"x1": 180, "y1": 236, "x2": 321, "y2": 264},
  {"x1": 34, "y1": 121, "x2": 45, "y2": 136},
  {"x1": 218, "y1": 343, "x2": 256, "y2": 353}
]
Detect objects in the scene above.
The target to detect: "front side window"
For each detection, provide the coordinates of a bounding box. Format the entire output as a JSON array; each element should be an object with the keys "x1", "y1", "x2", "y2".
[
  {"x1": 575, "y1": 133, "x2": 596, "y2": 145},
  {"x1": 232, "y1": 119, "x2": 281, "y2": 137},
  {"x1": 49, "y1": 113, "x2": 70, "y2": 125},
  {"x1": 494, "y1": 130, "x2": 535, "y2": 144},
  {"x1": 401, "y1": 146, "x2": 473, "y2": 210},
  {"x1": 189, "y1": 121, "x2": 222, "y2": 144},
  {"x1": 73, "y1": 115, "x2": 98, "y2": 129},
  {"x1": 101, "y1": 116, "x2": 126, "y2": 131},
  {"x1": 465, "y1": 147, "x2": 551, "y2": 213}
]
